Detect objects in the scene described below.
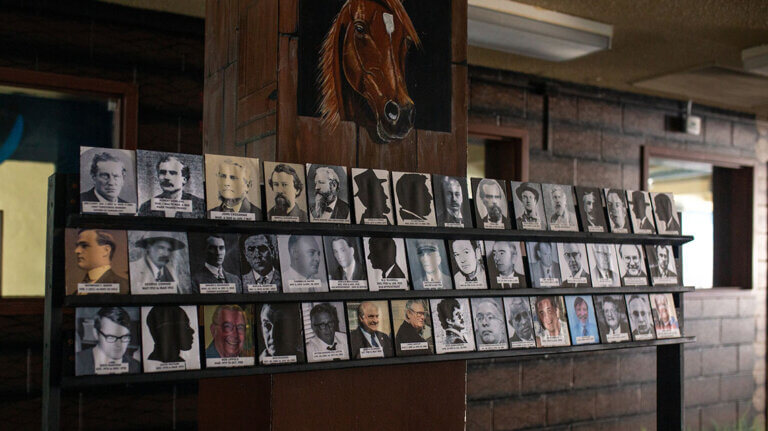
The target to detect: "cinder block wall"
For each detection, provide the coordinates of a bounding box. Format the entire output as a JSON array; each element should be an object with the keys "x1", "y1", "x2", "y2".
[{"x1": 466, "y1": 66, "x2": 767, "y2": 431}]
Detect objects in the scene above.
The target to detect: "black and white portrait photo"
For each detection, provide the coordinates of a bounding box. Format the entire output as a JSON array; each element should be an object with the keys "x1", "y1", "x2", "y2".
[
  {"x1": 510, "y1": 182, "x2": 546, "y2": 231},
  {"x1": 256, "y1": 303, "x2": 305, "y2": 365},
  {"x1": 406, "y1": 238, "x2": 452, "y2": 290},
  {"x1": 75, "y1": 307, "x2": 141, "y2": 376},
  {"x1": 363, "y1": 237, "x2": 410, "y2": 291},
  {"x1": 525, "y1": 242, "x2": 561, "y2": 288},
  {"x1": 627, "y1": 190, "x2": 657, "y2": 234},
  {"x1": 128, "y1": 231, "x2": 192, "y2": 294},
  {"x1": 485, "y1": 240, "x2": 528, "y2": 289},
  {"x1": 141, "y1": 305, "x2": 200, "y2": 373},
  {"x1": 351, "y1": 168, "x2": 394, "y2": 225},
  {"x1": 430, "y1": 297, "x2": 475, "y2": 354},
  {"x1": 347, "y1": 300, "x2": 394, "y2": 359},
  {"x1": 80, "y1": 147, "x2": 137, "y2": 215},
  {"x1": 302, "y1": 302, "x2": 350, "y2": 363},
  {"x1": 137, "y1": 150, "x2": 205, "y2": 218},
  {"x1": 204, "y1": 154, "x2": 262, "y2": 221},
  {"x1": 472, "y1": 178, "x2": 511, "y2": 230},
  {"x1": 646, "y1": 244, "x2": 680, "y2": 286},
  {"x1": 617, "y1": 244, "x2": 650, "y2": 286},
  {"x1": 557, "y1": 243, "x2": 592, "y2": 287},
  {"x1": 575, "y1": 186, "x2": 608, "y2": 232},
  {"x1": 586, "y1": 243, "x2": 621, "y2": 287},
  {"x1": 433, "y1": 175, "x2": 472, "y2": 228},
  {"x1": 187, "y1": 233, "x2": 242, "y2": 294},
  {"x1": 625, "y1": 294, "x2": 656, "y2": 341},
  {"x1": 307, "y1": 164, "x2": 350, "y2": 224},
  {"x1": 392, "y1": 171, "x2": 437, "y2": 226},
  {"x1": 323, "y1": 236, "x2": 367, "y2": 290},
  {"x1": 651, "y1": 192, "x2": 681, "y2": 235},
  {"x1": 542, "y1": 183, "x2": 578, "y2": 232},
  {"x1": 277, "y1": 235, "x2": 329, "y2": 292},
  {"x1": 65, "y1": 228, "x2": 130, "y2": 295},
  {"x1": 240, "y1": 234, "x2": 282, "y2": 293},
  {"x1": 392, "y1": 299, "x2": 434, "y2": 356},
  {"x1": 503, "y1": 297, "x2": 536, "y2": 348},
  {"x1": 264, "y1": 161, "x2": 309, "y2": 222},
  {"x1": 530, "y1": 296, "x2": 570, "y2": 347},
  {"x1": 593, "y1": 295, "x2": 631, "y2": 343},
  {"x1": 603, "y1": 188, "x2": 630, "y2": 233},
  {"x1": 449, "y1": 240, "x2": 488, "y2": 290},
  {"x1": 471, "y1": 297, "x2": 509, "y2": 351}
]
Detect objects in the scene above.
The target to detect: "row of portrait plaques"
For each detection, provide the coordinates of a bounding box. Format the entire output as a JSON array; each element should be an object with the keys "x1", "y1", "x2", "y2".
[
  {"x1": 79, "y1": 147, "x2": 682, "y2": 235},
  {"x1": 73, "y1": 293, "x2": 681, "y2": 376},
  {"x1": 66, "y1": 228, "x2": 682, "y2": 295}
]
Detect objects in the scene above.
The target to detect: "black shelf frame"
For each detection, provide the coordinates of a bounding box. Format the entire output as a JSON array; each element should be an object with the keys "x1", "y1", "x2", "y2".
[{"x1": 43, "y1": 174, "x2": 693, "y2": 430}]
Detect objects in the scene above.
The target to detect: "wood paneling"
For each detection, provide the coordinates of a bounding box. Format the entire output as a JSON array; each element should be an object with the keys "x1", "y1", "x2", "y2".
[
  {"x1": 277, "y1": 35, "x2": 299, "y2": 161},
  {"x1": 292, "y1": 116, "x2": 357, "y2": 166},
  {"x1": 358, "y1": 128, "x2": 419, "y2": 171},
  {"x1": 198, "y1": 376, "x2": 271, "y2": 431},
  {"x1": 237, "y1": 0, "x2": 278, "y2": 98},
  {"x1": 278, "y1": 0, "x2": 298, "y2": 35},
  {"x1": 203, "y1": 70, "x2": 224, "y2": 154},
  {"x1": 272, "y1": 362, "x2": 467, "y2": 431},
  {"x1": 451, "y1": 0, "x2": 467, "y2": 64}
]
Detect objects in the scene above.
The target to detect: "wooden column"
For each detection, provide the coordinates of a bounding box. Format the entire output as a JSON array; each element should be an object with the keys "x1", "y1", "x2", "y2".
[{"x1": 203, "y1": 1, "x2": 469, "y2": 429}]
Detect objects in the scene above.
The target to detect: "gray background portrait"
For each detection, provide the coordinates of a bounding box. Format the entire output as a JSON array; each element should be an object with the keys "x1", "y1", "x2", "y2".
[
  {"x1": 432, "y1": 175, "x2": 472, "y2": 227},
  {"x1": 186, "y1": 232, "x2": 241, "y2": 279},
  {"x1": 306, "y1": 164, "x2": 349, "y2": 217},
  {"x1": 485, "y1": 240, "x2": 528, "y2": 289},
  {"x1": 593, "y1": 294, "x2": 631, "y2": 342},
  {"x1": 472, "y1": 178, "x2": 509, "y2": 220},
  {"x1": 510, "y1": 181, "x2": 547, "y2": 229},
  {"x1": 323, "y1": 236, "x2": 366, "y2": 281},
  {"x1": 541, "y1": 184, "x2": 577, "y2": 227},
  {"x1": 351, "y1": 168, "x2": 394, "y2": 225},
  {"x1": 264, "y1": 161, "x2": 309, "y2": 217},
  {"x1": 405, "y1": 238, "x2": 452, "y2": 290},
  {"x1": 75, "y1": 306, "x2": 142, "y2": 374},
  {"x1": 127, "y1": 230, "x2": 192, "y2": 293},
  {"x1": 136, "y1": 150, "x2": 205, "y2": 208},
  {"x1": 302, "y1": 301, "x2": 348, "y2": 340},
  {"x1": 277, "y1": 235, "x2": 329, "y2": 290},
  {"x1": 79, "y1": 147, "x2": 137, "y2": 203},
  {"x1": 525, "y1": 241, "x2": 561, "y2": 287}
]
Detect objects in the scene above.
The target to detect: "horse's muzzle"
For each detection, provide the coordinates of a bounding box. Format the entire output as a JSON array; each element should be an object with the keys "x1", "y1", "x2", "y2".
[{"x1": 378, "y1": 100, "x2": 414, "y2": 142}]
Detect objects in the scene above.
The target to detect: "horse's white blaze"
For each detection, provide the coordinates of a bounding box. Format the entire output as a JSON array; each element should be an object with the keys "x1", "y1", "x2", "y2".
[{"x1": 383, "y1": 12, "x2": 395, "y2": 35}]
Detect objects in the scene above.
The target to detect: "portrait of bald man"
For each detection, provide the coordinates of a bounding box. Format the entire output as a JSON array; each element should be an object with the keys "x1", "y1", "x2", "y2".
[
  {"x1": 66, "y1": 228, "x2": 130, "y2": 295},
  {"x1": 575, "y1": 186, "x2": 608, "y2": 233},
  {"x1": 485, "y1": 240, "x2": 528, "y2": 289},
  {"x1": 137, "y1": 150, "x2": 205, "y2": 218},
  {"x1": 204, "y1": 154, "x2": 262, "y2": 221},
  {"x1": 307, "y1": 164, "x2": 351, "y2": 224},
  {"x1": 347, "y1": 300, "x2": 394, "y2": 359},
  {"x1": 79, "y1": 147, "x2": 137, "y2": 215},
  {"x1": 278, "y1": 235, "x2": 329, "y2": 292},
  {"x1": 618, "y1": 244, "x2": 649, "y2": 286}
]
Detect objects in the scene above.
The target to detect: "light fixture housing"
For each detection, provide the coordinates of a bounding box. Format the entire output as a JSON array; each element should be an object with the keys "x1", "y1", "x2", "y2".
[{"x1": 467, "y1": 0, "x2": 613, "y2": 62}]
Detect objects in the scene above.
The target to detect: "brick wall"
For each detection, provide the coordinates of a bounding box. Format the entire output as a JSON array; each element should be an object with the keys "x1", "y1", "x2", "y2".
[
  {"x1": 0, "y1": 3, "x2": 204, "y2": 430},
  {"x1": 466, "y1": 66, "x2": 767, "y2": 431}
]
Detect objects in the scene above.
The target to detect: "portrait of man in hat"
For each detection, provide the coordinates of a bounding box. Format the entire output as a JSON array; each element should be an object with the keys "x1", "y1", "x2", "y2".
[
  {"x1": 393, "y1": 171, "x2": 437, "y2": 226},
  {"x1": 472, "y1": 178, "x2": 510, "y2": 230},
  {"x1": 128, "y1": 231, "x2": 191, "y2": 294},
  {"x1": 351, "y1": 168, "x2": 393, "y2": 225},
  {"x1": 264, "y1": 161, "x2": 308, "y2": 222},
  {"x1": 406, "y1": 238, "x2": 452, "y2": 290},
  {"x1": 511, "y1": 182, "x2": 546, "y2": 230},
  {"x1": 628, "y1": 190, "x2": 656, "y2": 234},
  {"x1": 137, "y1": 150, "x2": 205, "y2": 218}
]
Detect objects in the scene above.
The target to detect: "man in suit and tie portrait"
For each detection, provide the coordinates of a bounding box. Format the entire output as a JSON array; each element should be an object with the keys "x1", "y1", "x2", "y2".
[
  {"x1": 559, "y1": 243, "x2": 591, "y2": 287},
  {"x1": 191, "y1": 234, "x2": 243, "y2": 293},
  {"x1": 368, "y1": 237, "x2": 407, "y2": 279},
  {"x1": 309, "y1": 166, "x2": 350, "y2": 222},
  {"x1": 81, "y1": 152, "x2": 129, "y2": 205},
  {"x1": 327, "y1": 237, "x2": 366, "y2": 281},
  {"x1": 208, "y1": 158, "x2": 260, "y2": 216},
  {"x1": 139, "y1": 154, "x2": 205, "y2": 218},
  {"x1": 477, "y1": 178, "x2": 509, "y2": 228},
  {"x1": 72, "y1": 229, "x2": 129, "y2": 293},
  {"x1": 488, "y1": 241, "x2": 526, "y2": 288},
  {"x1": 267, "y1": 163, "x2": 308, "y2": 221},
  {"x1": 129, "y1": 232, "x2": 190, "y2": 294},
  {"x1": 242, "y1": 234, "x2": 282, "y2": 290},
  {"x1": 528, "y1": 242, "x2": 561, "y2": 287},
  {"x1": 349, "y1": 301, "x2": 394, "y2": 358}
]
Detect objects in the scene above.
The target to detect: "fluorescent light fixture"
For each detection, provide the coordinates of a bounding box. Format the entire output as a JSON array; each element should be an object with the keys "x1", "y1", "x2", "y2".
[
  {"x1": 743, "y1": 45, "x2": 768, "y2": 77},
  {"x1": 468, "y1": 0, "x2": 613, "y2": 62}
]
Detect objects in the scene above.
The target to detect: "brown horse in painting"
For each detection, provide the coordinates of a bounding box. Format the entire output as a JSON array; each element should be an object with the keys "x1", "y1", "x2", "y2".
[{"x1": 318, "y1": 0, "x2": 420, "y2": 143}]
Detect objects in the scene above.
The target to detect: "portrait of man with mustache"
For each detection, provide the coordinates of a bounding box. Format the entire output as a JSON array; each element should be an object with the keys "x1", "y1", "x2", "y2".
[
  {"x1": 473, "y1": 178, "x2": 511, "y2": 229},
  {"x1": 265, "y1": 162, "x2": 309, "y2": 222},
  {"x1": 307, "y1": 164, "x2": 350, "y2": 223},
  {"x1": 137, "y1": 151, "x2": 205, "y2": 218},
  {"x1": 434, "y1": 175, "x2": 472, "y2": 228}
]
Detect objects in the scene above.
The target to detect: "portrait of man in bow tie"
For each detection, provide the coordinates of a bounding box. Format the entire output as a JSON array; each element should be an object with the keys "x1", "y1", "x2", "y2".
[
  {"x1": 303, "y1": 302, "x2": 350, "y2": 363},
  {"x1": 307, "y1": 164, "x2": 350, "y2": 223},
  {"x1": 66, "y1": 228, "x2": 130, "y2": 295},
  {"x1": 128, "y1": 231, "x2": 191, "y2": 294},
  {"x1": 189, "y1": 233, "x2": 242, "y2": 293}
]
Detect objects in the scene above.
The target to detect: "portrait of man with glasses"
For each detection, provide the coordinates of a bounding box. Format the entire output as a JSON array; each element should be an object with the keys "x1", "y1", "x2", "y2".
[
  {"x1": 303, "y1": 302, "x2": 350, "y2": 363},
  {"x1": 75, "y1": 307, "x2": 141, "y2": 376},
  {"x1": 203, "y1": 304, "x2": 254, "y2": 368},
  {"x1": 393, "y1": 299, "x2": 434, "y2": 356}
]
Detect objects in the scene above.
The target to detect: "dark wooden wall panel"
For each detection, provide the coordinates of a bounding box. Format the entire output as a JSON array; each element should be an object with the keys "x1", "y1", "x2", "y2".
[
  {"x1": 198, "y1": 376, "x2": 272, "y2": 431},
  {"x1": 277, "y1": 35, "x2": 299, "y2": 162},
  {"x1": 358, "y1": 129, "x2": 419, "y2": 171},
  {"x1": 294, "y1": 117, "x2": 357, "y2": 166},
  {"x1": 278, "y1": 0, "x2": 298, "y2": 34},
  {"x1": 203, "y1": 68, "x2": 224, "y2": 154},
  {"x1": 451, "y1": 0, "x2": 467, "y2": 63},
  {"x1": 272, "y1": 362, "x2": 467, "y2": 431}
]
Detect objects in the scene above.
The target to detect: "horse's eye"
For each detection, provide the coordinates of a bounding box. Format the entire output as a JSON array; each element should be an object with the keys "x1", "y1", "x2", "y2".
[{"x1": 354, "y1": 22, "x2": 366, "y2": 34}]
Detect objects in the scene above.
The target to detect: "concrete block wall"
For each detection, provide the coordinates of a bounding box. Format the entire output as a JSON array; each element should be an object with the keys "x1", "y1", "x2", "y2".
[{"x1": 466, "y1": 66, "x2": 766, "y2": 431}]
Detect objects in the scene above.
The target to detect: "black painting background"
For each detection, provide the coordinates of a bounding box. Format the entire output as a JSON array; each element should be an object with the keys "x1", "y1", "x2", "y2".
[{"x1": 297, "y1": 0, "x2": 452, "y2": 133}]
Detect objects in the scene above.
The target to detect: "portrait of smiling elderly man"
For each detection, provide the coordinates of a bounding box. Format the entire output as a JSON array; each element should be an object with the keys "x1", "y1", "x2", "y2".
[
  {"x1": 205, "y1": 154, "x2": 262, "y2": 220},
  {"x1": 80, "y1": 147, "x2": 137, "y2": 215},
  {"x1": 203, "y1": 304, "x2": 254, "y2": 367},
  {"x1": 137, "y1": 150, "x2": 205, "y2": 218}
]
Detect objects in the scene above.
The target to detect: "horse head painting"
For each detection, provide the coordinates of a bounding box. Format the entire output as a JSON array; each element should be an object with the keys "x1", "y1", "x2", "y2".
[{"x1": 318, "y1": 0, "x2": 421, "y2": 144}]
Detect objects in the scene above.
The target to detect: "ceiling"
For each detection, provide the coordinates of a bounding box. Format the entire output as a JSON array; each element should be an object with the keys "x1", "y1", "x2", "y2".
[{"x1": 101, "y1": 0, "x2": 768, "y2": 116}]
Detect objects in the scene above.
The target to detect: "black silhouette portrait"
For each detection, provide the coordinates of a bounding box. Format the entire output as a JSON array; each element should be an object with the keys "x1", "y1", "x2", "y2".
[
  {"x1": 395, "y1": 173, "x2": 435, "y2": 224},
  {"x1": 367, "y1": 237, "x2": 405, "y2": 279},
  {"x1": 146, "y1": 306, "x2": 195, "y2": 363},
  {"x1": 354, "y1": 169, "x2": 392, "y2": 224}
]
